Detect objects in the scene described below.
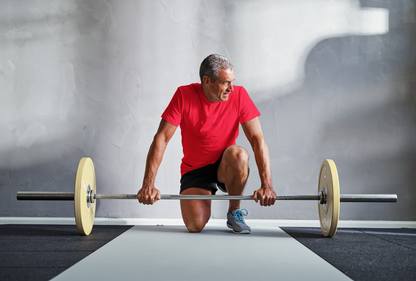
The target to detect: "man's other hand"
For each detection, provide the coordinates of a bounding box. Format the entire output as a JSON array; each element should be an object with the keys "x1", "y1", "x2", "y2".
[
  {"x1": 137, "y1": 187, "x2": 161, "y2": 205},
  {"x1": 253, "y1": 186, "x2": 276, "y2": 206}
]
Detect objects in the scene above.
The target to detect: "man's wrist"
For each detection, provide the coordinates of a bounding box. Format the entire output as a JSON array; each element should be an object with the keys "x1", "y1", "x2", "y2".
[
  {"x1": 260, "y1": 180, "x2": 273, "y2": 190},
  {"x1": 141, "y1": 180, "x2": 155, "y2": 190}
]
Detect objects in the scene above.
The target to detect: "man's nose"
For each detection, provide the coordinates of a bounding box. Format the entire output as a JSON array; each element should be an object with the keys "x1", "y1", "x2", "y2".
[{"x1": 228, "y1": 82, "x2": 234, "y2": 92}]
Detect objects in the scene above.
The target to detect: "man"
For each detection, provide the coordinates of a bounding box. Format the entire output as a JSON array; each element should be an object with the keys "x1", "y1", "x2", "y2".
[{"x1": 137, "y1": 54, "x2": 276, "y2": 234}]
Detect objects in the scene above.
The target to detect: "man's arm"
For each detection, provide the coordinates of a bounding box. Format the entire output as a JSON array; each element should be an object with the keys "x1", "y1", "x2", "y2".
[
  {"x1": 137, "y1": 119, "x2": 177, "y2": 205},
  {"x1": 241, "y1": 117, "x2": 276, "y2": 206}
]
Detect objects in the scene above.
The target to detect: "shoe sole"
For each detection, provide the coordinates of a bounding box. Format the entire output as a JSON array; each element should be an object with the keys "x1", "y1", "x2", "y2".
[{"x1": 227, "y1": 222, "x2": 251, "y2": 234}]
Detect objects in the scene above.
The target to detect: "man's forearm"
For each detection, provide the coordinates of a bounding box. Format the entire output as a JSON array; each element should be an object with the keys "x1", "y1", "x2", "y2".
[
  {"x1": 142, "y1": 134, "x2": 169, "y2": 188},
  {"x1": 250, "y1": 135, "x2": 277, "y2": 206},
  {"x1": 252, "y1": 138, "x2": 273, "y2": 188}
]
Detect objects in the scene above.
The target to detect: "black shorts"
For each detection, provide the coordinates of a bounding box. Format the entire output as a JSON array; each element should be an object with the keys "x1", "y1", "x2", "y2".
[{"x1": 180, "y1": 157, "x2": 226, "y2": 195}]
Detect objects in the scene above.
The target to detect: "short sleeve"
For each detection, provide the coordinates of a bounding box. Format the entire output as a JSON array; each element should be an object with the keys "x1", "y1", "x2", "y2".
[
  {"x1": 238, "y1": 87, "x2": 260, "y2": 124},
  {"x1": 161, "y1": 88, "x2": 182, "y2": 127}
]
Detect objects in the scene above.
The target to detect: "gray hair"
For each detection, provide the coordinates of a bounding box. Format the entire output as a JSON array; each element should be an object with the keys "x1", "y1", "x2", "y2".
[{"x1": 199, "y1": 54, "x2": 233, "y2": 83}]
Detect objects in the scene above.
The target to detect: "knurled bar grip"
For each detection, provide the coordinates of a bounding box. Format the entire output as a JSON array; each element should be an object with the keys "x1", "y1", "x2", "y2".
[
  {"x1": 16, "y1": 191, "x2": 398, "y2": 202},
  {"x1": 17, "y1": 192, "x2": 75, "y2": 201}
]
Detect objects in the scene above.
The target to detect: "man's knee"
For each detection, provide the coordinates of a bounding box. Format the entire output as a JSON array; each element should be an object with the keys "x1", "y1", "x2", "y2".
[
  {"x1": 185, "y1": 219, "x2": 207, "y2": 233},
  {"x1": 226, "y1": 146, "x2": 249, "y2": 167}
]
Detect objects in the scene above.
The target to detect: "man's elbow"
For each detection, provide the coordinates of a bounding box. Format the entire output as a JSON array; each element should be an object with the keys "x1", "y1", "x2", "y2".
[
  {"x1": 153, "y1": 132, "x2": 171, "y2": 147},
  {"x1": 250, "y1": 135, "x2": 267, "y2": 151}
]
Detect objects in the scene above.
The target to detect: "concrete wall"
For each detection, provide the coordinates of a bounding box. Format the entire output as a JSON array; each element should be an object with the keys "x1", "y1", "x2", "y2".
[{"x1": 1, "y1": 0, "x2": 415, "y2": 220}]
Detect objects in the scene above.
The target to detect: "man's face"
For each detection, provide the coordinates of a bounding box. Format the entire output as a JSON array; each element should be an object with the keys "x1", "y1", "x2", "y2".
[{"x1": 203, "y1": 68, "x2": 235, "y2": 102}]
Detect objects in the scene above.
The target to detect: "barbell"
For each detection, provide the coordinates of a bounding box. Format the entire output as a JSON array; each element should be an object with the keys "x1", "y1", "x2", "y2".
[{"x1": 16, "y1": 157, "x2": 398, "y2": 237}]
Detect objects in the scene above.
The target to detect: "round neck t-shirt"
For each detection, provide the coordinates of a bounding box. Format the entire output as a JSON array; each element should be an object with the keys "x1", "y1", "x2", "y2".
[{"x1": 161, "y1": 83, "x2": 260, "y2": 176}]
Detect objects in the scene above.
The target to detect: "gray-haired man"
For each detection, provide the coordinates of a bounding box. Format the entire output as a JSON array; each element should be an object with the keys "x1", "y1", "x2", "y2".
[{"x1": 137, "y1": 54, "x2": 276, "y2": 233}]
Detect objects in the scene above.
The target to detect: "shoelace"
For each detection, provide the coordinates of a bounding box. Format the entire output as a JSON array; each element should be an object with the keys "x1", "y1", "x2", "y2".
[{"x1": 231, "y1": 209, "x2": 248, "y2": 223}]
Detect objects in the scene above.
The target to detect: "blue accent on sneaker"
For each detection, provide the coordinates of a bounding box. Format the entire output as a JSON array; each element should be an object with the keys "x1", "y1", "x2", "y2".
[{"x1": 227, "y1": 209, "x2": 251, "y2": 234}]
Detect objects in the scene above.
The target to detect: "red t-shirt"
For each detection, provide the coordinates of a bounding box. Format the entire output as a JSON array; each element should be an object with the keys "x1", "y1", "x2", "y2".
[{"x1": 162, "y1": 83, "x2": 260, "y2": 176}]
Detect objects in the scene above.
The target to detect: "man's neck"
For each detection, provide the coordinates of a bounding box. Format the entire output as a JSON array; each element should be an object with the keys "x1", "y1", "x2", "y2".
[{"x1": 201, "y1": 84, "x2": 218, "y2": 103}]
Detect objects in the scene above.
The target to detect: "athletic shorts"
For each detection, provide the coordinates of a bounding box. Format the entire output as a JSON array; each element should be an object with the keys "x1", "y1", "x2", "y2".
[{"x1": 180, "y1": 156, "x2": 226, "y2": 195}]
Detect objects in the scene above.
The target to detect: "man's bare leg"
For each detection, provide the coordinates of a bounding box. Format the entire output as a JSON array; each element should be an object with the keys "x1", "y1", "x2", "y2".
[
  {"x1": 180, "y1": 145, "x2": 249, "y2": 233},
  {"x1": 217, "y1": 145, "x2": 250, "y2": 213},
  {"x1": 180, "y1": 188, "x2": 212, "y2": 233}
]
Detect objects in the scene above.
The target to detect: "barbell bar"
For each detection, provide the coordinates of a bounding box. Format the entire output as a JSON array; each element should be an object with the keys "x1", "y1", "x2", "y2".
[
  {"x1": 16, "y1": 192, "x2": 398, "y2": 202},
  {"x1": 16, "y1": 157, "x2": 398, "y2": 237}
]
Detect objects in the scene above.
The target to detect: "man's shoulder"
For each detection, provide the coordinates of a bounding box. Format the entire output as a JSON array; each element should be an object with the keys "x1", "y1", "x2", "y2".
[
  {"x1": 230, "y1": 85, "x2": 248, "y2": 100},
  {"x1": 177, "y1": 83, "x2": 200, "y2": 93},
  {"x1": 232, "y1": 85, "x2": 245, "y2": 92}
]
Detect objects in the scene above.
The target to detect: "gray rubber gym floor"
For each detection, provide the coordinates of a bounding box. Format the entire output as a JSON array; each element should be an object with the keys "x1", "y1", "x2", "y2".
[{"x1": 1, "y1": 223, "x2": 415, "y2": 281}]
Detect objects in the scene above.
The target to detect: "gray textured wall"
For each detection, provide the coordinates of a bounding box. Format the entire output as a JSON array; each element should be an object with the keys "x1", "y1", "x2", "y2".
[{"x1": 1, "y1": 0, "x2": 415, "y2": 220}]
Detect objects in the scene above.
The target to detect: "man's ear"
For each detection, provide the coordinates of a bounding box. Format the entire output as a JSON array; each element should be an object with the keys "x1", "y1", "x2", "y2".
[{"x1": 202, "y1": 75, "x2": 210, "y2": 85}]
